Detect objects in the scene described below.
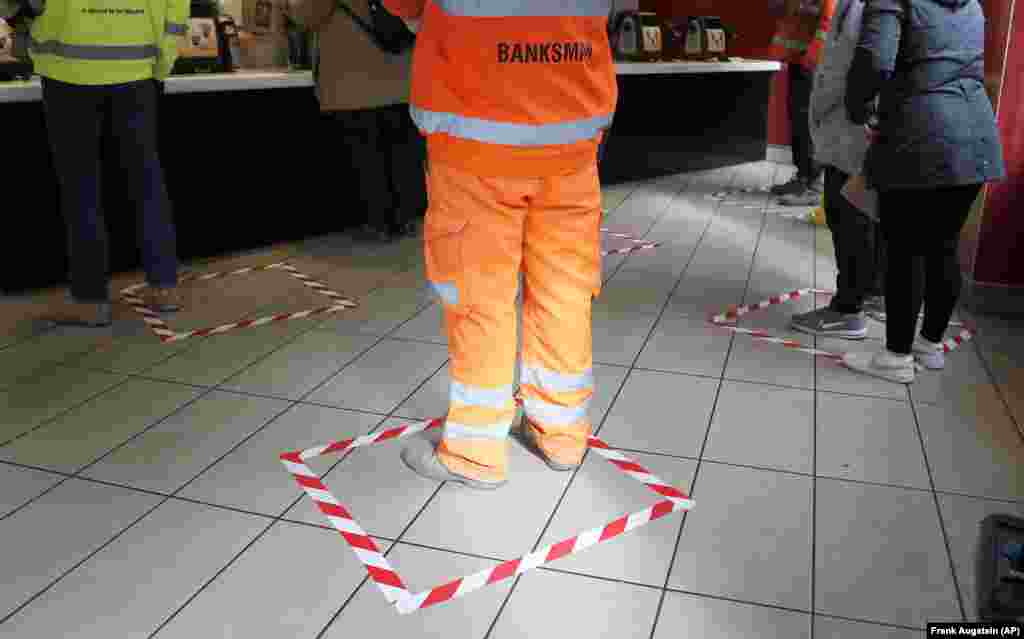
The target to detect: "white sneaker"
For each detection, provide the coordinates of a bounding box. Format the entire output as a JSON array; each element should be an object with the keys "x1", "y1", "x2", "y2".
[
  {"x1": 842, "y1": 349, "x2": 916, "y2": 384},
  {"x1": 913, "y1": 336, "x2": 945, "y2": 370}
]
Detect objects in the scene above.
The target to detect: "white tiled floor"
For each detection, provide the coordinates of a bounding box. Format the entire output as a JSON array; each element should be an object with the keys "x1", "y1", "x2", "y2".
[{"x1": 1, "y1": 162, "x2": 1023, "y2": 637}]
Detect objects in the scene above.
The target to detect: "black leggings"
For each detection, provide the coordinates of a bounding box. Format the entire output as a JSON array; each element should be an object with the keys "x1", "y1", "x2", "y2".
[{"x1": 879, "y1": 184, "x2": 982, "y2": 354}]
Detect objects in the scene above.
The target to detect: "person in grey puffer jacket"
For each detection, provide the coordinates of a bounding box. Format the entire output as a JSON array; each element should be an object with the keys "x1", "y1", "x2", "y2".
[
  {"x1": 791, "y1": 0, "x2": 888, "y2": 340},
  {"x1": 841, "y1": 0, "x2": 1005, "y2": 384}
]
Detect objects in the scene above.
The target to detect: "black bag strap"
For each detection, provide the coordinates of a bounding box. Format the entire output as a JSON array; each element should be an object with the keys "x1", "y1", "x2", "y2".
[{"x1": 335, "y1": 1, "x2": 379, "y2": 42}]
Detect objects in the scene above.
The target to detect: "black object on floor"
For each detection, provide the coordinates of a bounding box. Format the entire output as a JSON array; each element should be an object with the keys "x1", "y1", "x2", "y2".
[{"x1": 977, "y1": 514, "x2": 1024, "y2": 622}]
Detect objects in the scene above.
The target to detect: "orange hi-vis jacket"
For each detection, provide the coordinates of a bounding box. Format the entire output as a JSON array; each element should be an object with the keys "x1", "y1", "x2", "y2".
[
  {"x1": 382, "y1": 0, "x2": 618, "y2": 178},
  {"x1": 769, "y1": 0, "x2": 835, "y2": 70}
]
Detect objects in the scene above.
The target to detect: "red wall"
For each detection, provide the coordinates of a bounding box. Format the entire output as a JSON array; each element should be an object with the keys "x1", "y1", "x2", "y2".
[{"x1": 974, "y1": 1, "x2": 1023, "y2": 286}]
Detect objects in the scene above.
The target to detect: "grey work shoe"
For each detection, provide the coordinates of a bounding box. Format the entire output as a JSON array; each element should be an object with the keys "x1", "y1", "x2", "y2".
[
  {"x1": 842, "y1": 349, "x2": 916, "y2": 384},
  {"x1": 770, "y1": 176, "x2": 806, "y2": 196},
  {"x1": 791, "y1": 306, "x2": 868, "y2": 340},
  {"x1": 779, "y1": 184, "x2": 823, "y2": 207},
  {"x1": 913, "y1": 336, "x2": 946, "y2": 370},
  {"x1": 512, "y1": 421, "x2": 580, "y2": 472},
  {"x1": 399, "y1": 434, "x2": 507, "y2": 490},
  {"x1": 863, "y1": 295, "x2": 886, "y2": 322}
]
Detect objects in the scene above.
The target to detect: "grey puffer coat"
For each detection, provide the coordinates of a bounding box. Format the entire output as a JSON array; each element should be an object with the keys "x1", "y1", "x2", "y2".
[
  {"x1": 846, "y1": 0, "x2": 1005, "y2": 190},
  {"x1": 810, "y1": 0, "x2": 870, "y2": 177}
]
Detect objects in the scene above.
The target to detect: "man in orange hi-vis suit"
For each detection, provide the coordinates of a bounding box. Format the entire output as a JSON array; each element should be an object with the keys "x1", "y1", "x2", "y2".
[{"x1": 384, "y1": 0, "x2": 617, "y2": 490}]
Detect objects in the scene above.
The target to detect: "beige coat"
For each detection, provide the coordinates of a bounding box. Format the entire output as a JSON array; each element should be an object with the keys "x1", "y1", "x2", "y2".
[{"x1": 286, "y1": 0, "x2": 410, "y2": 112}]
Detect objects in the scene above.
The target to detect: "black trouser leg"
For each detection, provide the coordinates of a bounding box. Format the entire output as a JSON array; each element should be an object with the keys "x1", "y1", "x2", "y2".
[
  {"x1": 42, "y1": 78, "x2": 109, "y2": 302},
  {"x1": 109, "y1": 80, "x2": 179, "y2": 289},
  {"x1": 788, "y1": 63, "x2": 820, "y2": 183},
  {"x1": 824, "y1": 166, "x2": 878, "y2": 313},
  {"x1": 880, "y1": 185, "x2": 981, "y2": 354},
  {"x1": 383, "y1": 104, "x2": 427, "y2": 229},
  {"x1": 333, "y1": 108, "x2": 395, "y2": 231}
]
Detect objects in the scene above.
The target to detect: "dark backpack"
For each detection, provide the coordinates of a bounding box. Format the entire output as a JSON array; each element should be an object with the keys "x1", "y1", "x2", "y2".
[{"x1": 337, "y1": 0, "x2": 415, "y2": 55}]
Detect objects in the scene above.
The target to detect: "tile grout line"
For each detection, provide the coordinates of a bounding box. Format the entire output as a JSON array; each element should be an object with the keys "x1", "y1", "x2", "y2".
[
  {"x1": 648, "y1": 166, "x2": 773, "y2": 639},
  {"x1": 968, "y1": 333, "x2": 1024, "y2": 446},
  {"x1": 477, "y1": 172, "x2": 702, "y2": 639},
  {"x1": 907, "y1": 389, "x2": 969, "y2": 622},
  {"x1": 1, "y1": 277, "x2": 444, "y2": 631},
  {"x1": 810, "y1": 167, "x2": 819, "y2": 639}
]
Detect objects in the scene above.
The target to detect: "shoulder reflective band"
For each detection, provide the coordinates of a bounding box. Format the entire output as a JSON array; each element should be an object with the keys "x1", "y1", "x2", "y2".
[
  {"x1": 411, "y1": 107, "x2": 613, "y2": 146},
  {"x1": 165, "y1": 21, "x2": 188, "y2": 36},
  {"x1": 432, "y1": 0, "x2": 610, "y2": 17},
  {"x1": 31, "y1": 38, "x2": 158, "y2": 60}
]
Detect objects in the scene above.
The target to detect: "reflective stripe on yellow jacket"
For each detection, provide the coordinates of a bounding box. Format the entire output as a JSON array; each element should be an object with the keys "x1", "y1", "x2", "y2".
[
  {"x1": 30, "y1": 0, "x2": 188, "y2": 84},
  {"x1": 383, "y1": 0, "x2": 617, "y2": 177}
]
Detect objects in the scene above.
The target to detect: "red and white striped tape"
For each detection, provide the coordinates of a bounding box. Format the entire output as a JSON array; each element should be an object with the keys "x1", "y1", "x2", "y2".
[
  {"x1": 280, "y1": 417, "x2": 694, "y2": 615},
  {"x1": 708, "y1": 287, "x2": 976, "y2": 362},
  {"x1": 120, "y1": 262, "x2": 357, "y2": 343},
  {"x1": 600, "y1": 228, "x2": 661, "y2": 257}
]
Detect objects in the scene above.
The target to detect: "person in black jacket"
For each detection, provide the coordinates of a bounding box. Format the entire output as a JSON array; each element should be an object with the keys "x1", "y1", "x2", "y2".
[{"x1": 840, "y1": 0, "x2": 1005, "y2": 384}]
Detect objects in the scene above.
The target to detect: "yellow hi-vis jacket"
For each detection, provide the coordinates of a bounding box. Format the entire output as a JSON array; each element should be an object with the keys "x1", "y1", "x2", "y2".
[{"x1": 29, "y1": 0, "x2": 187, "y2": 84}]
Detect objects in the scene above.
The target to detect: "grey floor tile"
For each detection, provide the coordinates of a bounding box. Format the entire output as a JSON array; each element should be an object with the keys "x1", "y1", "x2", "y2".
[
  {"x1": 815, "y1": 478, "x2": 960, "y2": 628},
  {"x1": 143, "y1": 322, "x2": 309, "y2": 387},
  {"x1": 321, "y1": 543, "x2": 510, "y2": 639},
  {"x1": 82, "y1": 390, "x2": 290, "y2": 493},
  {"x1": 402, "y1": 442, "x2": 572, "y2": 559},
  {"x1": 590, "y1": 363, "x2": 632, "y2": 427},
  {"x1": 0, "y1": 464, "x2": 61, "y2": 518},
  {"x1": 912, "y1": 346, "x2": 997, "y2": 407},
  {"x1": 308, "y1": 339, "x2": 449, "y2": 413},
  {"x1": 724, "y1": 329, "x2": 815, "y2": 390},
  {"x1": 393, "y1": 362, "x2": 450, "y2": 421},
  {"x1": 591, "y1": 307, "x2": 660, "y2": 366},
  {"x1": 594, "y1": 270, "x2": 677, "y2": 316},
  {"x1": 0, "y1": 479, "x2": 161, "y2": 621},
  {"x1": 704, "y1": 382, "x2": 813, "y2": 474},
  {"x1": 72, "y1": 331, "x2": 190, "y2": 375},
  {"x1": 391, "y1": 304, "x2": 446, "y2": 344},
  {"x1": 668, "y1": 462, "x2": 813, "y2": 611},
  {"x1": 666, "y1": 281, "x2": 747, "y2": 319},
  {"x1": 285, "y1": 418, "x2": 443, "y2": 538},
  {"x1": 813, "y1": 616, "x2": 922, "y2": 638},
  {"x1": 154, "y1": 521, "x2": 379, "y2": 639},
  {"x1": 654, "y1": 592, "x2": 811, "y2": 639},
  {"x1": 937, "y1": 493, "x2": 1024, "y2": 621},
  {"x1": 0, "y1": 367, "x2": 126, "y2": 444},
  {"x1": 0, "y1": 500, "x2": 266, "y2": 638},
  {"x1": 816, "y1": 392, "x2": 930, "y2": 490},
  {"x1": 915, "y1": 387, "x2": 1024, "y2": 502},
  {"x1": 637, "y1": 315, "x2": 732, "y2": 378},
  {"x1": 219, "y1": 330, "x2": 380, "y2": 400},
  {"x1": 0, "y1": 379, "x2": 203, "y2": 473},
  {"x1": 181, "y1": 404, "x2": 383, "y2": 516},
  {"x1": 536, "y1": 451, "x2": 696, "y2": 586},
  {"x1": 597, "y1": 369, "x2": 717, "y2": 458},
  {"x1": 491, "y1": 568, "x2": 661, "y2": 639},
  {"x1": 0, "y1": 326, "x2": 106, "y2": 387},
  {"x1": 816, "y1": 337, "x2": 911, "y2": 401},
  {"x1": 317, "y1": 285, "x2": 433, "y2": 337}
]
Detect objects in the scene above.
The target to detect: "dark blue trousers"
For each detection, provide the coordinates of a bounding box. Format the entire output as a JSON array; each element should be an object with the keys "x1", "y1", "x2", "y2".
[{"x1": 42, "y1": 77, "x2": 179, "y2": 302}]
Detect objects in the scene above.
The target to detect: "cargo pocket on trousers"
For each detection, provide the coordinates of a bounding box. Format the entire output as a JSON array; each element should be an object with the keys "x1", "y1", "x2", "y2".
[{"x1": 424, "y1": 216, "x2": 470, "y2": 312}]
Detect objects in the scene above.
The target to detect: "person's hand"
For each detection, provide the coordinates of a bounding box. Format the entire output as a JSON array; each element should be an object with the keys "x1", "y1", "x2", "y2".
[
  {"x1": 864, "y1": 124, "x2": 879, "y2": 143},
  {"x1": 402, "y1": 17, "x2": 420, "y2": 33}
]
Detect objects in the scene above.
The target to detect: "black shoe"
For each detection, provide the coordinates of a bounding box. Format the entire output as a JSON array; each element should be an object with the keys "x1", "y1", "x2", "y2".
[{"x1": 770, "y1": 177, "x2": 806, "y2": 196}]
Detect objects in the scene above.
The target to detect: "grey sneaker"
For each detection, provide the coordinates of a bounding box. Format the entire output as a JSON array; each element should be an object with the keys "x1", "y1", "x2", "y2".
[
  {"x1": 400, "y1": 433, "x2": 506, "y2": 490},
  {"x1": 791, "y1": 306, "x2": 868, "y2": 339},
  {"x1": 770, "y1": 177, "x2": 806, "y2": 196},
  {"x1": 842, "y1": 349, "x2": 916, "y2": 384},
  {"x1": 913, "y1": 336, "x2": 945, "y2": 370},
  {"x1": 779, "y1": 184, "x2": 823, "y2": 207},
  {"x1": 863, "y1": 296, "x2": 886, "y2": 322}
]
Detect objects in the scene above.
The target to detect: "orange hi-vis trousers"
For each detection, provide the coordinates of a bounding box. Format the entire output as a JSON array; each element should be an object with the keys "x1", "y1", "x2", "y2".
[{"x1": 423, "y1": 160, "x2": 603, "y2": 483}]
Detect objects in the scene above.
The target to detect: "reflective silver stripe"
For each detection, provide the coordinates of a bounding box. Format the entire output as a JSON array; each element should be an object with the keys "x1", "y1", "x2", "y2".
[
  {"x1": 428, "y1": 280, "x2": 458, "y2": 305},
  {"x1": 165, "y1": 21, "x2": 188, "y2": 36},
  {"x1": 450, "y1": 381, "x2": 515, "y2": 411},
  {"x1": 444, "y1": 420, "x2": 513, "y2": 440},
  {"x1": 412, "y1": 107, "x2": 612, "y2": 146},
  {"x1": 522, "y1": 397, "x2": 589, "y2": 426},
  {"x1": 520, "y1": 365, "x2": 593, "y2": 394},
  {"x1": 30, "y1": 38, "x2": 158, "y2": 60},
  {"x1": 433, "y1": 0, "x2": 610, "y2": 17}
]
